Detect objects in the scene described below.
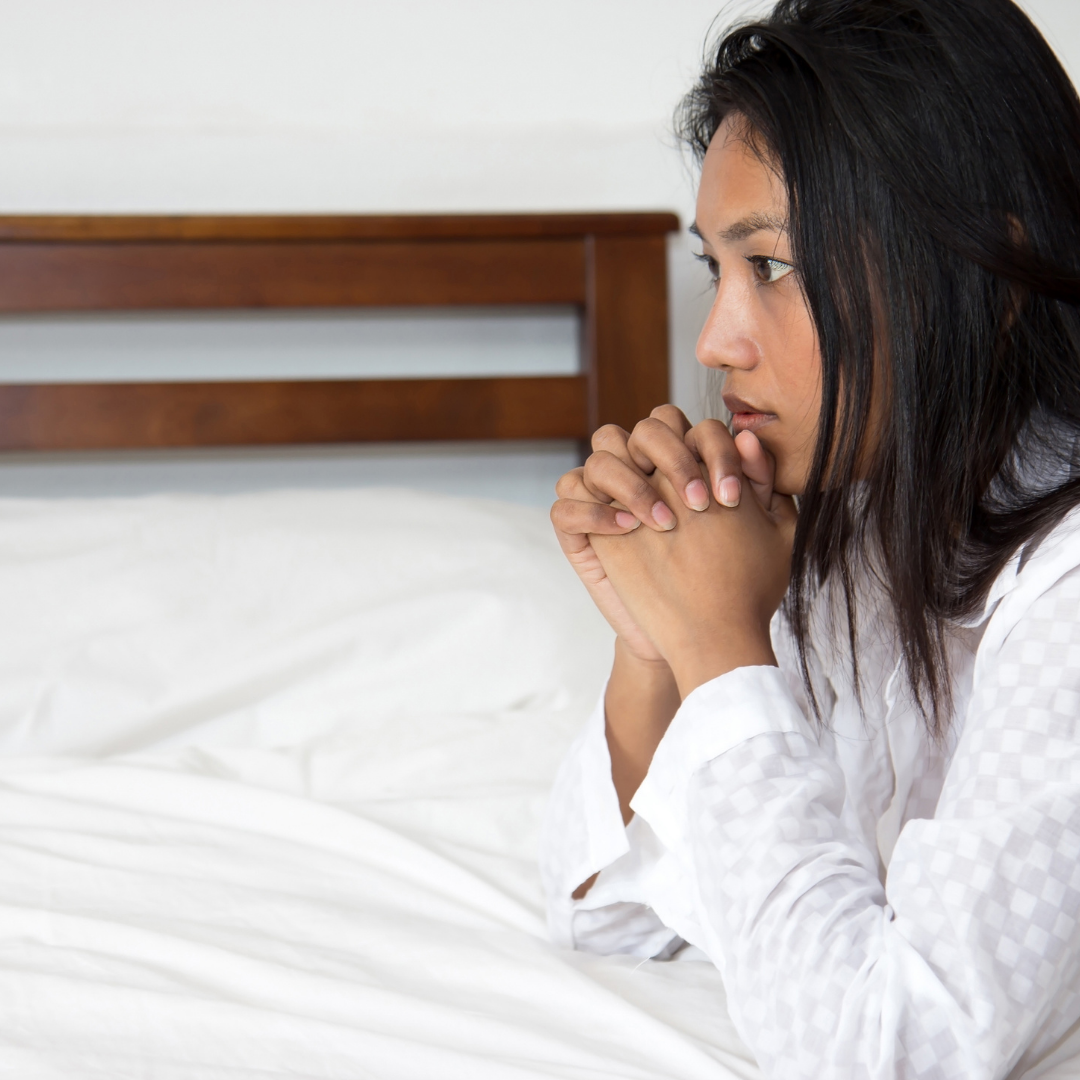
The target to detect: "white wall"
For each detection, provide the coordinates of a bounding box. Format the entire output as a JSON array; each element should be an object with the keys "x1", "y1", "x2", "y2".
[
  {"x1": 0, "y1": 0, "x2": 1074, "y2": 502},
  {"x1": 0, "y1": 0, "x2": 741, "y2": 502},
  {"x1": 1024, "y1": 1, "x2": 1080, "y2": 72},
  {"x1": 0, "y1": 0, "x2": 742, "y2": 407}
]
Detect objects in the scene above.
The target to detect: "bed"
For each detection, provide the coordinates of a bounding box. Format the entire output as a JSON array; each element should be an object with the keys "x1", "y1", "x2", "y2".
[{"x1": 0, "y1": 212, "x2": 765, "y2": 1080}]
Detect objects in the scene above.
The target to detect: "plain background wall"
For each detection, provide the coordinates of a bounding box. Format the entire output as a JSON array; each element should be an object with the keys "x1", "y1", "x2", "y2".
[
  {"x1": 0, "y1": 0, "x2": 741, "y2": 418},
  {"x1": 0, "y1": 0, "x2": 1076, "y2": 502}
]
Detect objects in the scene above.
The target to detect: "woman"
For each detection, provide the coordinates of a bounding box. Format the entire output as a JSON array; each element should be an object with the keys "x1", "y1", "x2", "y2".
[{"x1": 542, "y1": 1, "x2": 1080, "y2": 1077}]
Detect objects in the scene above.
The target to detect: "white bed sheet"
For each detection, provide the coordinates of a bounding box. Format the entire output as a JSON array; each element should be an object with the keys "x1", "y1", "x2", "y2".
[{"x1": 0, "y1": 489, "x2": 761, "y2": 1080}]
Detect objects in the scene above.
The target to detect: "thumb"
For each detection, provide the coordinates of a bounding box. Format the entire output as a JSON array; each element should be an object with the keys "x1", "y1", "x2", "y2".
[{"x1": 734, "y1": 430, "x2": 776, "y2": 508}]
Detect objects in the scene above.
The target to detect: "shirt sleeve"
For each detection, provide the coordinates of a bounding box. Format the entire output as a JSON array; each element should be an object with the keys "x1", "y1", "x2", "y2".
[
  {"x1": 637, "y1": 564, "x2": 1080, "y2": 1080},
  {"x1": 538, "y1": 618, "x2": 827, "y2": 959},
  {"x1": 538, "y1": 686, "x2": 686, "y2": 958}
]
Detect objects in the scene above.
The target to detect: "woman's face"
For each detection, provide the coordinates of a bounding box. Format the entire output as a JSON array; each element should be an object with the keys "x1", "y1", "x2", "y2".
[{"x1": 694, "y1": 113, "x2": 822, "y2": 496}]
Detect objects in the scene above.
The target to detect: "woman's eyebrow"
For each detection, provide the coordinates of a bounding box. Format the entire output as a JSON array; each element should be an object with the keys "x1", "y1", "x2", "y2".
[{"x1": 690, "y1": 212, "x2": 787, "y2": 244}]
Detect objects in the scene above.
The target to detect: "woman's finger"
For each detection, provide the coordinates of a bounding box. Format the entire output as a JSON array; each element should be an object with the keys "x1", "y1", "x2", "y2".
[
  {"x1": 625, "y1": 407, "x2": 693, "y2": 474},
  {"x1": 582, "y1": 450, "x2": 677, "y2": 531},
  {"x1": 555, "y1": 467, "x2": 593, "y2": 502},
  {"x1": 590, "y1": 424, "x2": 635, "y2": 465},
  {"x1": 649, "y1": 404, "x2": 693, "y2": 438},
  {"x1": 557, "y1": 467, "x2": 641, "y2": 529},
  {"x1": 550, "y1": 497, "x2": 642, "y2": 549},
  {"x1": 626, "y1": 416, "x2": 712, "y2": 512},
  {"x1": 729, "y1": 432, "x2": 797, "y2": 537},
  {"x1": 733, "y1": 430, "x2": 777, "y2": 508},
  {"x1": 685, "y1": 419, "x2": 745, "y2": 508}
]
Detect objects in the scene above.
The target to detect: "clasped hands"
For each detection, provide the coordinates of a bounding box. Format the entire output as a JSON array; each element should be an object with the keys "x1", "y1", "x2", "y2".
[{"x1": 550, "y1": 405, "x2": 797, "y2": 699}]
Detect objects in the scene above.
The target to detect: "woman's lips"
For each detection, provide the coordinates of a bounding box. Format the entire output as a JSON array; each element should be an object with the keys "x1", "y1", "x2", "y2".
[
  {"x1": 723, "y1": 393, "x2": 778, "y2": 434},
  {"x1": 730, "y1": 411, "x2": 777, "y2": 433}
]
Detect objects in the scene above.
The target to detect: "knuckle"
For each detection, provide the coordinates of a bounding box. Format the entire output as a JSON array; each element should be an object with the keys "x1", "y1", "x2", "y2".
[
  {"x1": 651, "y1": 403, "x2": 690, "y2": 431},
  {"x1": 554, "y1": 469, "x2": 582, "y2": 498},
  {"x1": 629, "y1": 477, "x2": 658, "y2": 506},
  {"x1": 591, "y1": 424, "x2": 628, "y2": 451},
  {"x1": 715, "y1": 447, "x2": 742, "y2": 472},
  {"x1": 696, "y1": 417, "x2": 733, "y2": 443},
  {"x1": 694, "y1": 420, "x2": 740, "y2": 467},
  {"x1": 588, "y1": 502, "x2": 612, "y2": 526},
  {"x1": 550, "y1": 498, "x2": 590, "y2": 532},
  {"x1": 631, "y1": 421, "x2": 698, "y2": 479},
  {"x1": 671, "y1": 460, "x2": 701, "y2": 485},
  {"x1": 582, "y1": 449, "x2": 614, "y2": 478},
  {"x1": 628, "y1": 419, "x2": 666, "y2": 459},
  {"x1": 580, "y1": 459, "x2": 616, "y2": 504},
  {"x1": 632, "y1": 416, "x2": 664, "y2": 438}
]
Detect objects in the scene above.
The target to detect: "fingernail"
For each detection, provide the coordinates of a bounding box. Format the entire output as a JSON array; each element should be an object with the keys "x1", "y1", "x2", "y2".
[
  {"x1": 652, "y1": 501, "x2": 676, "y2": 530},
  {"x1": 719, "y1": 476, "x2": 741, "y2": 507},
  {"x1": 615, "y1": 511, "x2": 641, "y2": 530},
  {"x1": 685, "y1": 478, "x2": 709, "y2": 511}
]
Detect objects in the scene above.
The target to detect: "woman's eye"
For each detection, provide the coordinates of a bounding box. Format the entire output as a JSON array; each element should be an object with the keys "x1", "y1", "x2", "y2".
[
  {"x1": 694, "y1": 251, "x2": 720, "y2": 284},
  {"x1": 751, "y1": 256, "x2": 794, "y2": 284}
]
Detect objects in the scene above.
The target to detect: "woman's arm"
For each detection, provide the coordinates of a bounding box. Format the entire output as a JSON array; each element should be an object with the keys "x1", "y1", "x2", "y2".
[
  {"x1": 548, "y1": 408, "x2": 750, "y2": 830},
  {"x1": 604, "y1": 640, "x2": 682, "y2": 827},
  {"x1": 589, "y1": 457, "x2": 1080, "y2": 1074},
  {"x1": 564, "y1": 642, "x2": 680, "y2": 901},
  {"x1": 642, "y1": 560, "x2": 1080, "y2": 1079},
  {"x1": 546, "y1": 408, "x2": 755, "y2": 910}
]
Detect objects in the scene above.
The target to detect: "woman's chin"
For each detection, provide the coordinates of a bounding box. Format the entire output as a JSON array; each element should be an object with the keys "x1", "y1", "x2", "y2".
[{"x1": 772, "y1": 463, "x2": 805, "y2": 499}]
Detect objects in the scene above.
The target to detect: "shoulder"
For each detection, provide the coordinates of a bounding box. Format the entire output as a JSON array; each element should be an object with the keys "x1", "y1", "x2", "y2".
[{"x1": 980, "y1": 506, "x2": 1080, "y2": 656}]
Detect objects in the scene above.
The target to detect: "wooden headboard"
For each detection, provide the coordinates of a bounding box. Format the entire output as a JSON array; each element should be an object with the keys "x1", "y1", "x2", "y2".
[{"x1": 0, "y1": 213, "x2": 678, "y2": 452}]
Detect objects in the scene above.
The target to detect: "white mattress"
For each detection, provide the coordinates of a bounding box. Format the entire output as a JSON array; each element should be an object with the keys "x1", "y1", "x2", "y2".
[{"x1": 0, "y1": 488, "x2": 761, "y2": 1080}]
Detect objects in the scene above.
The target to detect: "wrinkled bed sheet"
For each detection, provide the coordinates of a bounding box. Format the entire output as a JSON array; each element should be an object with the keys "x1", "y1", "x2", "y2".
[{"x1": 0, "y1": 489, "x2": 761, "y2": 1080}]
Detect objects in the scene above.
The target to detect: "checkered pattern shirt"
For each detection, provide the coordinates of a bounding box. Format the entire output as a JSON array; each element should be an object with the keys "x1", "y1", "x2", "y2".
[{"x1": 540, "y1": 508, "x2": 1080, "y2": 1079}]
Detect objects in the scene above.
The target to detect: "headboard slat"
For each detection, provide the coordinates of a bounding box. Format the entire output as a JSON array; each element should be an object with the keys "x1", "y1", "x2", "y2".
[
  {"x1": 0, "y1": 240, "x2": 586, "y2": 312},
  {"x1": 0, "y1": 212, "x2": 679, "y2": 452},
  {"x1": 0, "y1": 376, "x2": 589, "y2": 451},
  {"x1": 0, "y1": 213, "x2": 679, "y2": 243}
]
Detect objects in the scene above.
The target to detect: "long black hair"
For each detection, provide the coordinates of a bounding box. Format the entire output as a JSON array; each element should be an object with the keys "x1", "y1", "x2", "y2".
[{"x1": 678, "y1": 0, "x2": 1080, "y2": 733}]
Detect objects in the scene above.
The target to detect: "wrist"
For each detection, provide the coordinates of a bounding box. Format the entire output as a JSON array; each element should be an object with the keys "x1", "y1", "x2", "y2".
[
  {"x1": 667, "y1": 629, "x2": 776, "y2": 700},
  {"x1": 613, "y1": 635, "x2": 673, "y2": 674},
  {"x1": 607, "y1": 639, "x2": 680, "y2": 738},
  {"x1": 606, "y1": 638, "x2": 682, "y2": 825}
]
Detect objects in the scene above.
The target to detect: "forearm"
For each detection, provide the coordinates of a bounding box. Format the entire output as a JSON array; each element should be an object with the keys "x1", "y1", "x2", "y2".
[
  {"x1": 567, "y1": 645, "x2": 679, "y2": 901},
  {"x1": 604, "y1": 639, "x2": 681, "y2": 825}
]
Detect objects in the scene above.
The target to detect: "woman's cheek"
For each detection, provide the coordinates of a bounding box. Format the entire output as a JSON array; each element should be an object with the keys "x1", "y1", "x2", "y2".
[
  {"x1": 756, "y1": 430, "x2": 790, "y2": 485},
  {"x1": 770, "y1": 436, "x2": 808, "y2": 497}
]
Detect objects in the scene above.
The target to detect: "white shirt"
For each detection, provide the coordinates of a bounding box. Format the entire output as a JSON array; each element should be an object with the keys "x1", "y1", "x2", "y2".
[{"x1": 540, "y1": 507, "x2": 1080, "y2": 1080}]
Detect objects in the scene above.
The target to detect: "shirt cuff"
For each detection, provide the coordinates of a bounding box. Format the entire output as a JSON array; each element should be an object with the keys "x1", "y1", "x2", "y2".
[
  {"x1": 539, "y1": 685, "x2": 630, "y2": 929},
  {"x1": 630, "y1": 664, "x2": 811, "y2": 859}
]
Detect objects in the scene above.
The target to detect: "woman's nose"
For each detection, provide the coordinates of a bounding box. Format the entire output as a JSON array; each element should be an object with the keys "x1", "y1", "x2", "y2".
[{"x1": 695, "y1": 281, "x2": 759, "y2": 372}]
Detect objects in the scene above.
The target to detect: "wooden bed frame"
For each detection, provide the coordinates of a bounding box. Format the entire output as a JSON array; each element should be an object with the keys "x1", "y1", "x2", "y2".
[{"x1": 0, "y1": 213, "x2": 678, "y2": 452}]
